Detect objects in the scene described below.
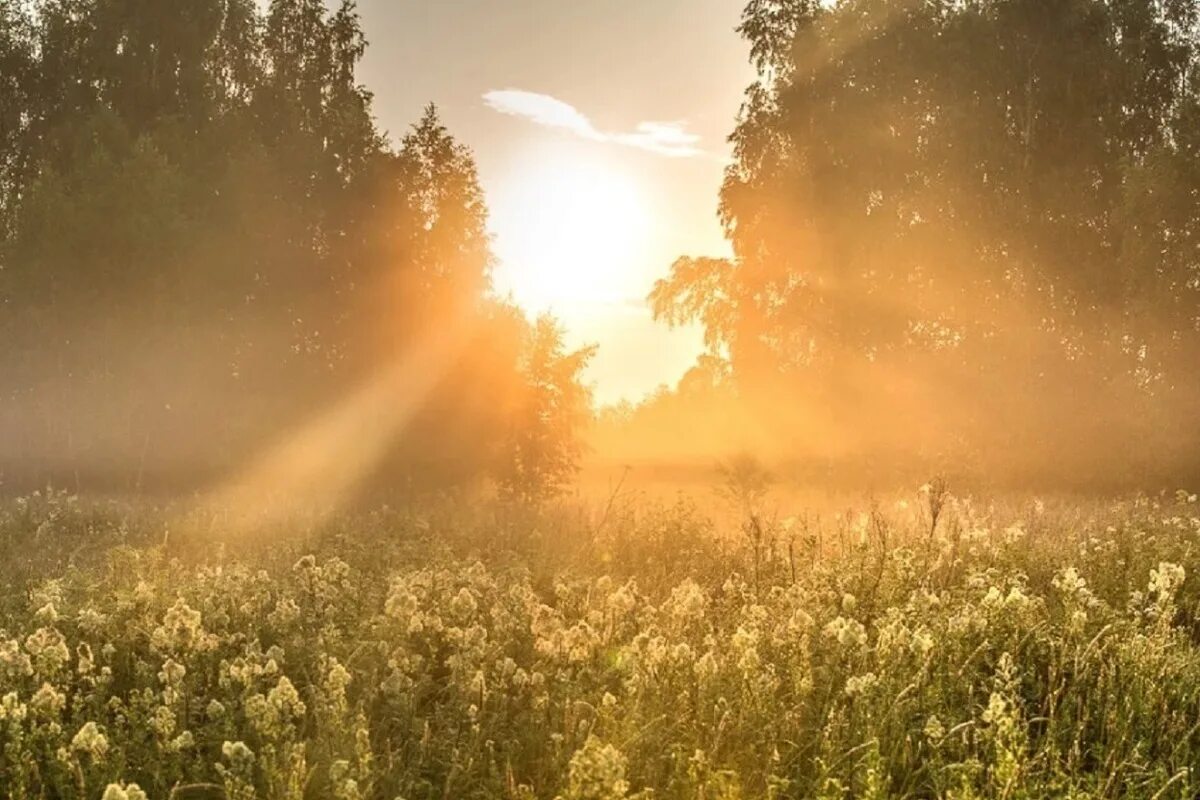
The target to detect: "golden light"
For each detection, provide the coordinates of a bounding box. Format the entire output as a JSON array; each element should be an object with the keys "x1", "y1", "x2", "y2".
[
  {"x1": 195, "y1": 310, "x2": 478, "y2": 533},
  {"x1": 490, "y1": 145, "x2": 649, "y2": 321}
]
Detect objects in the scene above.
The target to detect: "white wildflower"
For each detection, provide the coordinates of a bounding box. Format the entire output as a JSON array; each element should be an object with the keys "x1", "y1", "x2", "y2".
[{"x1": 71, "y1": 721, "x2": 109, "y2": 760}]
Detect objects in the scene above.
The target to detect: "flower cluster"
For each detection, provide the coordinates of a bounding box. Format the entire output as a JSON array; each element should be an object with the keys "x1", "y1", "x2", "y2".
[{"x1": 1, "y1": 491, "x2": 1199, "y2": 798}]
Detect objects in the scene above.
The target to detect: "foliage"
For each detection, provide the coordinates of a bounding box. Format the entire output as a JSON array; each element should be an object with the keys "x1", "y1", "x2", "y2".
[
  {"x1": 650, "y1": 0, "x2": 1200, "y2": 480},
  {"x1": 0, "y1": 0, "x2": 589, "y2": 495},
  {"x1": 2, "y1": 489, "x2": 1200, "y2": 797},
  {"x1": 498, "y1": 316, "x2": 597, "y2": 505}
]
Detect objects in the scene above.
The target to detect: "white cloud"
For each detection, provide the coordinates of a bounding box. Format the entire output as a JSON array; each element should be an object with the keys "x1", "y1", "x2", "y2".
[
  {"x1": 483, "y1": 89, "x2": 703, "y2": 158},
  {"x1": 613, "y1": 121, "x2": 702, "y2": 157},
  {"x1": 483, "y1": 90, "x2": 603, "y2": 141}
]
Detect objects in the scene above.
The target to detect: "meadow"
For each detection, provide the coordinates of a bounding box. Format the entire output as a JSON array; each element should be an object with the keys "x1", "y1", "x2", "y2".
[{"x1": 2, "y1": 485, "x2": 1200, "y2": 799}]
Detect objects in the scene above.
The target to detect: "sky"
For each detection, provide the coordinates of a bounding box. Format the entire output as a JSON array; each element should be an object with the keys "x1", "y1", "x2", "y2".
[{"x1": 351, "y1": 0, "x2": 755, "y2": 405}]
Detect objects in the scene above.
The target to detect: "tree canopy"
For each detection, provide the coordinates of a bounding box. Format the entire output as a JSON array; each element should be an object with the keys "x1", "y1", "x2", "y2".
[
  {"x1": 651, "y1": 0, "x2": 1200, "y2": 485},
  {"x1": 0, "y1": 0, "x2": 591, "y2": 498}
]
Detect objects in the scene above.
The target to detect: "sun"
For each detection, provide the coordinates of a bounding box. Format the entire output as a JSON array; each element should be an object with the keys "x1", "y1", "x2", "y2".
[{"x1": 490, "y1": 146, "x2": 649, "y2": 321}]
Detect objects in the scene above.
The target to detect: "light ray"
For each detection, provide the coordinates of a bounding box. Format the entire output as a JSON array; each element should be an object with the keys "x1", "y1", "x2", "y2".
[{"x1": 197, "y1": 311, "x2": 477, "y2": 532}]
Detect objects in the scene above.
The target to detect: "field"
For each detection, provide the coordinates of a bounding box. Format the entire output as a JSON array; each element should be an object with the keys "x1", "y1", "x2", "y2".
[{"x1": 3, "y1": 487, "x2": 1200, "y2": 799}]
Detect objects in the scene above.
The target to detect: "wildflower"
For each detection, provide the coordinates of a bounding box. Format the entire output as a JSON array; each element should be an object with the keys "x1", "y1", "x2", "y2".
[
  {"x1": 268, "y1": 675, "x2": 306, "y2": 723},
  {"x1": 325, "y1": 658, "x2": 353, "y2": 700},
  {"x1": 665, "y1": 580, "x2": 707, "y2": 622},
  {"x1": 1150, "y1": 562, "x2": 1186, "y2": 598},
  {"x1": 101, "y1": 784, "x2": 149, "y2": 800},
  {"x1": 158, "y1": 658, "x2": 186, "y2": 686},
  {"x1": 1004, "y1": 586, "x2": 1030, "y2": 609},
  {"x1": 823, "y1": 616, "x2": 868, "y2": 649},
  {"x1": 30, "y1": 580, "x2": 65, "y2": 613},
  {"x1": 981, "y1": 692, "x2": 1009, "y2": 727},
  {"x1": 268, "y1": 597, "x2": 301, "y2": 628},
  {"x1": 1002, "y1": 523, "x2": 1026, "y2": 544},
  {"x1": 924, "y1": 715, "x2": 945, "y2": 741},
  {"x1": 150, "y1": 705, "x2": 176, "y2": 738},
  {"x1": 606, "y1": 583, "x2": 638, "y2": 618},
  {"x1": 0, "y1": 639, "x2": 33, "y2": 678},
  {"x1": 222, "y1": 740, "x2": 255, "y2": 764},
  {"x1": 34, "y1": 602, "x2": 59, "y2": 624},
  {"x1": 0, "y1": 692, "x2": 28, "y2": 722},
  {"x1": 694, "y1": 650, "x2": 719, "y2": 681},
  {"x1": 77, "y1": 606, "x2": 107, "y2": 634},
  {"x1": 168, "y1": 731, "x2": 195, "y2": 752},
  {"x1": 76, "y1": 643, "x2": 94, "y2": 675},
  {"x1": 844, "y1": 672, "x2": 879, "y2": 696},
  {"x1": 450, "y1": 587, "x2": 478, "y2": 619},
  {"x1": 469, "y1": 670, "x2": 486, "y2": 698},
  {"x1": 71, "y1": 721, "x2": 110, "y2": 760},
  {"x1": 25, "y1": 627, "x2": 70, "y2": 674},
  {"x1": 559, "y1": 737, "x2": 631, "y2": 800},
  {"x1": 152, "y1": 598, "x2": 205, "y2": 654},
  {"x1": 384, "y1": 580, "x2": 422, "y2": 628},
  {"x1": 787, "y1": 607, "x2": 814, "y2": 635},
  {"x1": 30, "y1": 682, "x2": 66, "y2": 717},
  {"x1": 1052, "y1": 567, "x2": 1089, "y2": 600},
  {"x1": 134, "y1": 581, "x2": 154, "y2": 604},
  {"x1": 964, "y1": 526, "x2": 989, "y2": 544},
  {"x1": 910, "y1": 628, "x2": 934, "y2": 657},
  {"x1": 330, "y1": 759, "x2": 362, "y2": 800},
  {"x1": 730, "y1": 626, "x2": 761, "y2": 673}
]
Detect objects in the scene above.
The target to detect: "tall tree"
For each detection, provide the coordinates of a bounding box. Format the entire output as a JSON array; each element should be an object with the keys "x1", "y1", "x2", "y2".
[
  {"x1": 653, "y1": 0, "x2": 1200, "y2": 481},
  {"x1": 0, "y1": 0, "x2": 586, "y2": 498},
  {"x1": 498, "y1": 316, "x2": 596, "y2": 505},
  {"x1": 394, "y1": 105, "x2": 493, "y2": 304}
]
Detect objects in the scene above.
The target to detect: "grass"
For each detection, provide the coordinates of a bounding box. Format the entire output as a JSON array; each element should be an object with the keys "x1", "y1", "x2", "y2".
[{"x1": 1, "y1": 486, "x2": 1200, "y2": 799}]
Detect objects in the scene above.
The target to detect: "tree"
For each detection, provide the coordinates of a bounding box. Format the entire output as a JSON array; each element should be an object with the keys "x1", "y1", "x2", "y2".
[
  {"x1": 394, "y1": 105, "x2": 493, "y2": 304},
  {"x1": 0, "y1": 0, "x2": 588, "y2": 498},
  {"x1": 652, "y1": 0, "x2": 1200, "y2": 483},
  {"x1": 498, "y1": 316, "x2": 596, "y2": 504},
  {"x1": 0, "y1": 1, "x2": 36, "y2": 235}
]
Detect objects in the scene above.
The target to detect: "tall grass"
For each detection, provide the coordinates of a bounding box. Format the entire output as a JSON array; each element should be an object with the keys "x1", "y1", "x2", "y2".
[{"x1": 1, "y1": 487, "x2": 1199, "y2": 798}]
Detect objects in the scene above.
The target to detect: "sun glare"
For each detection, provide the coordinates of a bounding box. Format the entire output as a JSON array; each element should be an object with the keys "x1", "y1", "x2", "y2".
[{"x1": 490, "y1": 147, "x2": 649, "y2": 320}]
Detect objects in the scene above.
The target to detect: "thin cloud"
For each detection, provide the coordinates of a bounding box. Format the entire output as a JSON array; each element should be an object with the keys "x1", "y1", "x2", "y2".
[
  {"x1": 483, "y1": 89, "x2": 703, "y2": 158},
  {"x1": 613, "y1": 121, "x2": 702, "y2": 158}
]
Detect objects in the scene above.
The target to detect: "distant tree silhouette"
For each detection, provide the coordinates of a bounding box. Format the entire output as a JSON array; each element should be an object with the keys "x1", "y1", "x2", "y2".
[
  {"x1": 498, "y1": 316, "x2": 596, "y2": 505},
  {"x1": 651, "y1": 0, "x2": 1200, "y2": 484},
  {"x1": 0, "y1": 0, "x2": 591, "y2": 497}
]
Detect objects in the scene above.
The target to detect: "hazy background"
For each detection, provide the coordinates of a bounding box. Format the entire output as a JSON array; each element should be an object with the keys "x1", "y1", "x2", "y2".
[
  {"x1": 349, "y1": 0, "x2": 755, "y2": 404},
  {"x1": 2, "y1": 0, "x2": 1199, "y2": 501}
]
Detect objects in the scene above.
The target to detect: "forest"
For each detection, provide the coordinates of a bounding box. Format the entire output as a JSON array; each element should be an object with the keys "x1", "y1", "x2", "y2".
[
  {"x1": 0, "y1": 0, "x2": 591, "y2": 502},
  {"x1": 608, "y1": 0, "x2": 1200, "y2": 488}
]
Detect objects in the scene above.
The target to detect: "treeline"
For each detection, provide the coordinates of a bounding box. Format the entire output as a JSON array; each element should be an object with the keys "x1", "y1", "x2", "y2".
[
  {"x1": 643, "y1": 0, "x2": 1200, "y2": 487},
  {"x1": 0, "y1": 0, "x2": 589, "y2": 499}
]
